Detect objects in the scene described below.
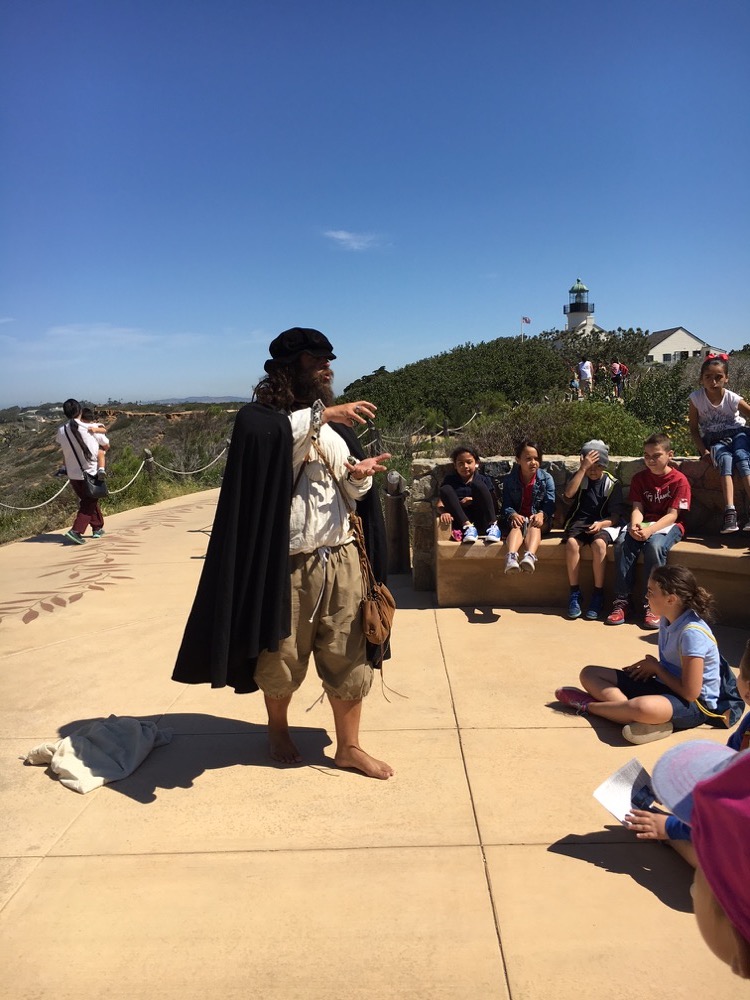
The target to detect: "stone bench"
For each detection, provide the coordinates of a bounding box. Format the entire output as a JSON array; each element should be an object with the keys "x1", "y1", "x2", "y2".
[{"x1": 434, "y1": 521, "x2": 749, "y2": 626}]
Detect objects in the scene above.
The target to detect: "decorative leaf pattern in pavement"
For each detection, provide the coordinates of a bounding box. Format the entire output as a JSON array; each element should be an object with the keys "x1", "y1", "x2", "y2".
[{"x1": 0, "y1": 497, "x2": 216, "y2": 625}]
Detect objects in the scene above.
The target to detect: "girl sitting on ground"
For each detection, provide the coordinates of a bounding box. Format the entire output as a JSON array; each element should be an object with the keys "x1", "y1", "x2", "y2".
[
  {"x1": 437, "y1": 445, "x2": 501, "y2": 543},
  {"x1": 624, "y1": 637, "x2": 750, "y2": 867},
  {"x1": 555, "y1": 564, "x2": 722, "y2": 745},
  {"x1": 502, "y1": 439, "x2": 556, "y2": 573}
]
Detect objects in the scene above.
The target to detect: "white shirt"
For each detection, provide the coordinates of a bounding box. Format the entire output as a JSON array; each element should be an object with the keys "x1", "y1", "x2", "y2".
[
  {"x1": 82, "y1": 422, "x2": 109, "y2": 449},
  {"x1": 689, "y1": 388, "x2": 746, "y2": 436},
  {"x1": 288, "y1": 407, "x2": 371, "y2": 555},
  {"x1": 56, "y1": 420, "x2": 100, "y2": 478},
  {"x1": 578, "y1": 360, "x2": 593, "y2": 382}
]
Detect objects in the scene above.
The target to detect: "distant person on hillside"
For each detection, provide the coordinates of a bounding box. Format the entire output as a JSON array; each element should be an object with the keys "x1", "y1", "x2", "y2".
[
  {"x1": 610, "y1": 358, "x2": 623, "y2": 398},
  {"x1": 436, "y1": 445, "x2": 501, "y2": 543},
  {"x1": 568, "y1": 367, "x2": 581, "y2": 400},
  {"x1": 561, "y1": 440, "x2": 624, "y2": 620},
  {"x1": 55, "y1": 398, "x2": 106, "y2": 544},
  {"x1": 502, "y1": 439, "x2": 556, "y2": 574},
  {"x1": 577, "y1": 356, "x2": 593, "y2": 396},
  {"x1": 688, "y1": 354, "x2": 750, "y2": 534},
  {"x1": 80, "y1": 407, "x2": 110, "y2": 481}
]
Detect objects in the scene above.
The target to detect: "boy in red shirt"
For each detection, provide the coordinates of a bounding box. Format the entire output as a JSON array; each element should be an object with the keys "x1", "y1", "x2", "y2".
[{"x1": 606, "y1": 433, "x2": 691, "y2": 628}]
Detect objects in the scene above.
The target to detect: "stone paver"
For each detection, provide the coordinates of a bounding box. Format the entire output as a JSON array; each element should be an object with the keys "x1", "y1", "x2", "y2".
[{"x1": 1, "y1": 490, "x2": 746, "y2": 998}]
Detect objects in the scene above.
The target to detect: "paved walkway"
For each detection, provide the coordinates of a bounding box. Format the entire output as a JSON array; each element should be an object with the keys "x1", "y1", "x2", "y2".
[{"x1": 1, "y1": 490, "x2": 746, "y2": 999}]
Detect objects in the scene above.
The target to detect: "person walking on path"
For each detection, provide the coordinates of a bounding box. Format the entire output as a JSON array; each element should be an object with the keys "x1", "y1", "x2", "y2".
[{"x1": 55, "y1": 398, "x2": 105, "y2": 544}]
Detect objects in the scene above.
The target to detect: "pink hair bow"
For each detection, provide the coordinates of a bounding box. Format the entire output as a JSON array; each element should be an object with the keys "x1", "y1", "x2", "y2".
[{"x1": 707, "y1": 351, "x2": 729, "y2": 361}]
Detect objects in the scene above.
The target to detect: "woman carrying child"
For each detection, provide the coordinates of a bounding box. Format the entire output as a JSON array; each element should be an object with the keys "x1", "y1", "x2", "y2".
[
  {"x1": 502, "y1": 439, "x2": 556, "y2": 573},
  {"x1": 688, "y1": 353, "x2": 750, "y2": 534},
  {"x1": 555, "y1": 564, "x2": 722, "y2": 745},
  {"x1": 437, "y1": 445, "x2": 501, "y2": 543}
]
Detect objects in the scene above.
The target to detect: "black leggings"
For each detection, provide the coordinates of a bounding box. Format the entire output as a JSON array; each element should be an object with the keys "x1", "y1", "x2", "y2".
[{"x1": 439, "y1": 480, "x2": 497, "y2": 533}]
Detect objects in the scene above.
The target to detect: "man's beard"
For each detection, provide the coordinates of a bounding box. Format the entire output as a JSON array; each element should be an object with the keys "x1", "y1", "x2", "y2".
[{"x1": 292, "y1": 367, "x2": 335, "y2": 408}]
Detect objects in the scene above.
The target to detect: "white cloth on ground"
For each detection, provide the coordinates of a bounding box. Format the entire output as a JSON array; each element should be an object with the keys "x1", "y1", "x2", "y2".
[{"x1": 24, "y1": 715, "x2": 172, "y2": 794}]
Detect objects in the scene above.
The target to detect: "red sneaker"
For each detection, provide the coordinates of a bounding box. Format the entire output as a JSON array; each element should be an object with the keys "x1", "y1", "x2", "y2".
[
  {"x1": 606, "y1": 597, "x2": 629, "y2": 625},
  {"x1": 643, "y1": 610, "x2": 661, "y2": 629},
  {"x1": 554, "y1": 686, "x2": 598, "y2": 714}
]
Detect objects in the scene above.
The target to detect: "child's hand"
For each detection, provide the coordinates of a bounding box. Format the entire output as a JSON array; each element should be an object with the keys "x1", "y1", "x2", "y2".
[
  {"x1": 459, "y1": 496, "x2": 472, "y2": 505},
  {"x1": 585, "y1": 521, "x2": 603, "y2": 534},
  {"x1": 529, "y1": 513, "x2": 544, "y2": 529},
  {"x1": 580, "y1": 449, "x2": 601, "y2": 471},
  {"x1": 624, "y1": 809, "x2": 669, "y2": 840},
  {"x1": 509, "y1": 513, "x2": 525, "y2": 529},
  {"x1": 438, "y1": 511, "x2": 452, "y2": 524},
  {"x1": 623, "y1": 655, "x2": 659, "y2": 681}
]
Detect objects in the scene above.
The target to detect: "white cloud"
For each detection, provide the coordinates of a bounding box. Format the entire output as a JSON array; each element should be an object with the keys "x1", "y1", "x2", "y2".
[{"x1": 324, "y1": 229, "x2": 381, "y2": 251}]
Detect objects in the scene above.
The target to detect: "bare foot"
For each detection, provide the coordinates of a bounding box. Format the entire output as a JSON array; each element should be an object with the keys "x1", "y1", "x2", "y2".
[
  {"x1": 269, "y1": 728, "x2": 302, "y2": 765},
  {"x1": 334, "y1": 745, "x2": 394, "y2": 779}
]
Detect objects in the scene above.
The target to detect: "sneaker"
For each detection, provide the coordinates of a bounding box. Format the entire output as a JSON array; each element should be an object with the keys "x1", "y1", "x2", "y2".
[
  {"x1": 484, "y1": 523, "x2": 502, "y2": 544},
  {"x1": 585, "y1": 592, "x2": 604, "y2": 621},
  {"x1": 643, "y1": 609, "x2": 661, "y2": 630},
  {"x1": 462, "y1": 524, "x2": 479, "y2": 543},
  {"x1": 96, "y1": 469, "x2": 107, "y2": 481},
  {"x1": 606, "y1": 597, "x2": 629, "y2": 625},
  {"x1": 622, "y1": 721, "x2": 674, "y2": 745},
  {"x1": 91, "y1": 529, "x2": 106, "y2": 538},
  {"x1": 505, "y1": 552, "x2": 520, "y2": 574},
  {"x1": 554, "y1": 686, "x2": 597, "y2": 714},
  {"x1": 721, "y1": 508, "x2": 739, "y2": 533},
  {"x1": 64, "y1": 530, "x2": 86, "y2": 545},
  {"x1": 520, "y1": 551, "x2": 537, "y2": 573},
  {"x1": 567, "y1": 591, "x2": 582, "y2": 619},
  {"x1": 450, "y1": 529, "x2": 462, "y2": 543}
]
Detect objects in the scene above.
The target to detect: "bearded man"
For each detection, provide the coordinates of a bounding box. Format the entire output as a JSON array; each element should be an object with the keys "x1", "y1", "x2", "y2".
[{"x1": 173, "y1": 327, "x2": 393, "y2": 779}]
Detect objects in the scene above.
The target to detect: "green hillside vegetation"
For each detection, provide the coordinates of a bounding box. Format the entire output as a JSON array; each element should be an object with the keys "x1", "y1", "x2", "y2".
[{"x1": 2, "y1": 344, "x2": 749, "y2": 545}]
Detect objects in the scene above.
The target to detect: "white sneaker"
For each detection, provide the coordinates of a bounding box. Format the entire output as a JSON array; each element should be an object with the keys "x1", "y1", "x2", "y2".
[
  {"x1": 520, "y1": 551, "x2": 537, "y2": 573},
  {"x1": 505, "y1": 552, "x2": 520, "y2": 574}
]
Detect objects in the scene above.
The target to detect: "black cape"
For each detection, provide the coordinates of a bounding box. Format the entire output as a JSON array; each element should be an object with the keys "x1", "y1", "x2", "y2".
[{"x1": 172, "y1": 403, "x2": 389, "y2": 694}]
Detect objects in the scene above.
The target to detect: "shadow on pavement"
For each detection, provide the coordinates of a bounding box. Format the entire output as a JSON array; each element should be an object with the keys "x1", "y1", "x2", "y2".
[{"x1": 548, "y1": 827, "x2": 694, "y2": 912}]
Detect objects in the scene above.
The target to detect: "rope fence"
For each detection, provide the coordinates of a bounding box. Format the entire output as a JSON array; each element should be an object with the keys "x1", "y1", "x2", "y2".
[{"x1": 0, "y1": 444, "x2": 229, "y2": 512}]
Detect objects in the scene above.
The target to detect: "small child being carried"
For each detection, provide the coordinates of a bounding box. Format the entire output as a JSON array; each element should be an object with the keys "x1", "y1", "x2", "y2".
[
  {"x1": 437, "y1": 445, "x2": 501, "y2": 543},
  {"x1": 80, "y1": 407, "x2": 110, "y2": 481}
]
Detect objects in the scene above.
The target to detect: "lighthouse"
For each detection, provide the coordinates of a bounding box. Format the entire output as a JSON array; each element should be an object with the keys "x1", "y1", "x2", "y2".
[{"x1": 563, "y1": 278, "x2": 596, "y2": 332}]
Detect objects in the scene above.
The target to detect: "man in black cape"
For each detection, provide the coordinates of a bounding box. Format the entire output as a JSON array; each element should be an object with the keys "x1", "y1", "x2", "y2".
[{"x1": 172, "y1": 327, "x2": 393, "y2": 779}]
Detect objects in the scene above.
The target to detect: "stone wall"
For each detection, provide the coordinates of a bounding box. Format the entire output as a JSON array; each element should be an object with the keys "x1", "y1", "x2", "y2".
[{"x1": 408, "y1": 454, "x2": 749, "y2": 591}]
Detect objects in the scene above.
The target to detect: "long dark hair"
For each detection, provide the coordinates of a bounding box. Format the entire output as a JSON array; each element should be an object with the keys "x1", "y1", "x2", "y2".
[
  {"x1": 252, "y1": 363, "x2": 296, "y2": 411},
  {"x1": 649, "y1": 565, "x2": 716, "y2": 623},
  {"x1": 62, "y1": 398, "x2": 95, "y2": 462}
]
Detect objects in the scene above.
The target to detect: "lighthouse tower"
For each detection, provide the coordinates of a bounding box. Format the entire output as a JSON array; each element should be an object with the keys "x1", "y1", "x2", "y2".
[{"x1": 563, "y1": 278, "x2": 596, "y2": 332}]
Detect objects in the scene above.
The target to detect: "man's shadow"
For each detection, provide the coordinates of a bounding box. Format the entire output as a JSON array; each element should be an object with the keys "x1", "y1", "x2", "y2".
[
  {"x1": 548, "y1": 826, "x2": 694, "y2": 912},
  {"x1": 55, "y1": 713, "x2": 334, "y2": 804}
]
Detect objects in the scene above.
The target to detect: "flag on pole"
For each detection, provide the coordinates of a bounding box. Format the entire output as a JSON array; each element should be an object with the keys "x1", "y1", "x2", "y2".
[{"x1": 522, "y1": 316, "x2": 531, "y2": 324}]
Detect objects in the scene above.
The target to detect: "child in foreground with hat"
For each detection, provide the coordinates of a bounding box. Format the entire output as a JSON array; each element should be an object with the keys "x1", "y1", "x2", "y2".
[
  {"x1": 643, "y1": 738, "x2": 750, "y2": 978},
  {"x1": 555, "y1": 565, "x2": 722, "y2": 745},
  {"x1": 561, "y1": 440, "x2": 624, "y2": 620}
]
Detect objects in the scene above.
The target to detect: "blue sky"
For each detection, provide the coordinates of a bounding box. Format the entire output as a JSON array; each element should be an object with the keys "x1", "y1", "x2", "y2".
[{"x1": 2, "y1": 0, "x2": 749, "y2": 407}]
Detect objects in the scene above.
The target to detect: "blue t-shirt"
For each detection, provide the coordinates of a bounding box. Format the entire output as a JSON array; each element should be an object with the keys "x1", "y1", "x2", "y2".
[{"x1": 658, "y1": 610, "x2": 720, "y2": 709}]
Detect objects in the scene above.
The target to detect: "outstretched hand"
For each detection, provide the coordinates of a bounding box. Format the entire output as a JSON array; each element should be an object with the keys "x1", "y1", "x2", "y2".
[
  {"x1": 323, "y1": 400, "x2": 377, "y2": 427},
  {"x1": 346, "y1": 452, "x2": 391, "y2": 480}
]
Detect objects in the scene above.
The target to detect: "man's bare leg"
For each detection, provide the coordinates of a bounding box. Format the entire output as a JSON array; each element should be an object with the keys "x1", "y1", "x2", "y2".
[
  {"x1": 328, "y1": 695, "x2": 394, "y2": 779},
  {"x1": 264, "y1": 694, "x2": 302, "y2": 764}
]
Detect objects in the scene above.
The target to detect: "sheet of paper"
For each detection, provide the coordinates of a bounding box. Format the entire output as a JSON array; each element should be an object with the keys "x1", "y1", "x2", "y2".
[{"x1": 593, "y1": 758, "x2": 655, "y2": 824}]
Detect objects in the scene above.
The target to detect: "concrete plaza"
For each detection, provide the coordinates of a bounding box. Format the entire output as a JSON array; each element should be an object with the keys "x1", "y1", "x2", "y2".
[{"x1": 1, "y1": 489, "x2": 746, "y2": 999}]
